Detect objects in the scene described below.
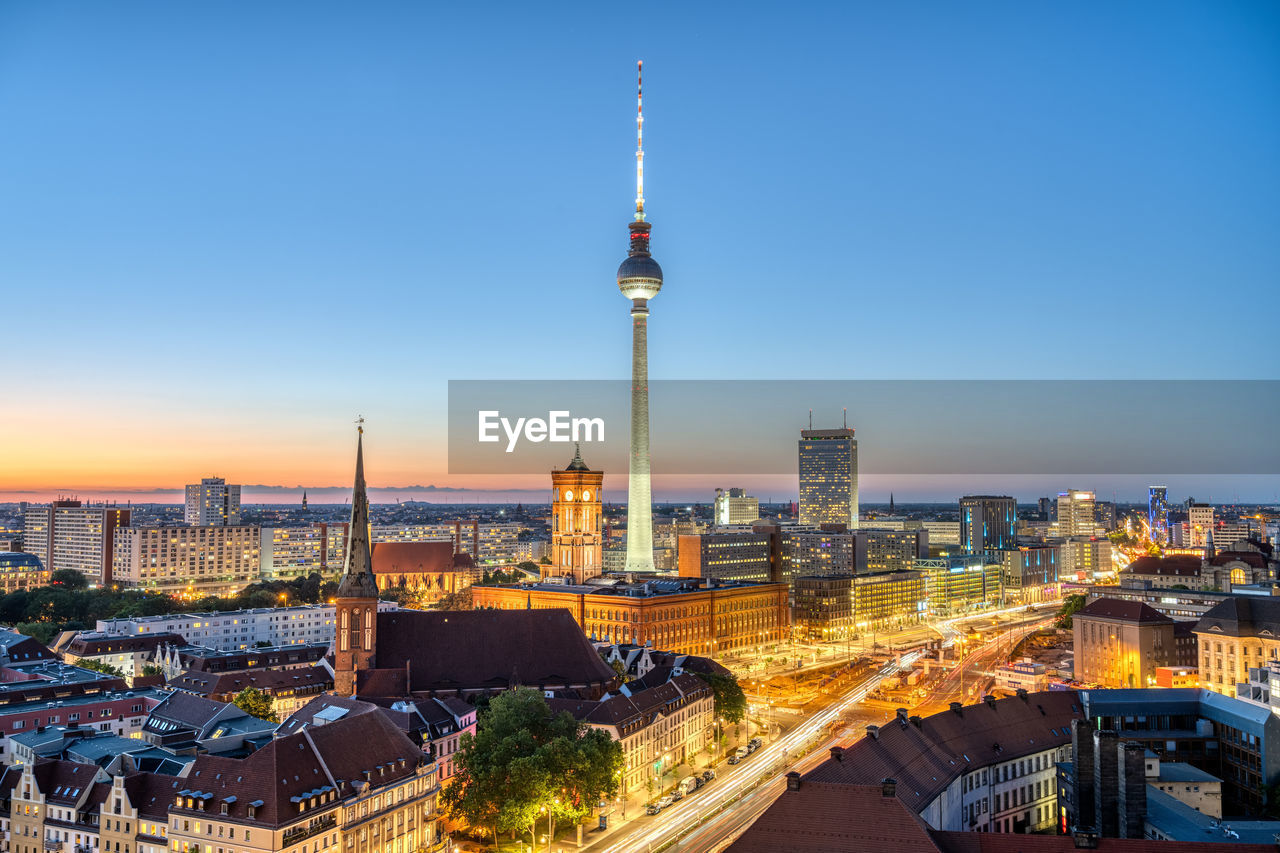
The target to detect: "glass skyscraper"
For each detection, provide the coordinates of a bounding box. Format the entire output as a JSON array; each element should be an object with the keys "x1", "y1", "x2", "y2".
[
  {"x1": 960, "y1": 495, "x2": 1018, "y2": 553},
  {"x1": 798, "y1": 427, "x2": 858, "y2": 529}
]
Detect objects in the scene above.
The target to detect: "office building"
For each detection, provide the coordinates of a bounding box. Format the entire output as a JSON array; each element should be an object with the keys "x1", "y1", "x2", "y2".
[
  {"x1": 1148, "y1": 486, "x2": 1169, "y2": 535},
  {"x1": 1062, "y1": 536, "x2": 1114, "y2": 579},
  {"x1": 1056, "y1": 489, "x2": 1098, "y2": 537},
  {"x1": 714, "y1": 488, "x2": 760, "y2": 526},
  {"x1": 1187, "y1": 503, "x2": 1214, "y2": 548},
  {"x1": 112, "y1": 525, "x2": 261, "y2": 596},
  {"x1": 959, "y1": 495, "x2": 1017, "y2": 553},
  {"x1": 794, "y1": 575, "x2": 853, "y2": 642},
  {"x1": 992, "y1": 545, "x2": 1060, "y2": 604},
  {"x1": 861, "y1": 527, "x2": 929, "y2": 573},
  {"x1": 784, "y1": 529, "x2": 859, "y2": 579},
  {"x1": 853, "y1": 570, "x2": 926, "y2": 631},
  {"x1": 921, "y1": 520, "x2": 960, "y2": 547},
  {"x1": 184, "y1": 477, "x2": 241, "y2": 526},
  {"x1": 550, "y1": 446, "x2": 604, "y2": 583},
  {"x1": 1073, "y1": 598, "x2": 1196, "y2": 688},
  {"x1": 678, "y1": 530, "x2": 774, "y2": 583},
  {"x1": 798, "y1": 425, "x2": 858, "y2": 529},
  {"x1": 917, "y1": 555, "x2": 1002, "y2": 617},
  {"x1": 22, "y1": 500, "x2": 131, "y2": 585},
  {"x1": 0, "y1": 551, "x2": 50, "y2": 593}
]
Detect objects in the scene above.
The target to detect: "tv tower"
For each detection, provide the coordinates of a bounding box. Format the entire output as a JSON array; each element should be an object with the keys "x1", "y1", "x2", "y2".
[{"x1": 618, "y1": 60, "x2": 663, "y2": 573}]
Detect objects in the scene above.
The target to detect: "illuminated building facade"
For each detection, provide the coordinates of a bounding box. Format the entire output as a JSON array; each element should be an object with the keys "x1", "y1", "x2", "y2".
[
  {"x1": 1187, "y1": 503, "x2": 1214, "y2": 548},
  {"x1": 714, "y1": 488, "x2": 760, "y2": 525},
  {"x1": 22, "y1": 500, "x2": 131, "y2": 585},
  {"x1": 260, "y1": 522, "x2": 348, "y2": 580},
  {"x1": 677, "y1": 530, "x2": 774, "y2": 583},
  {"x1": 1073, "y1": 598, "x2": 1191, "y2": 688},
  {"x1": 784, "y1": 529, "x2": 858, "y2": 579},
  {"x1": 918, "y1": 555, "x2": 1002, "y2": 617},
  {"x1": 112, "y1": 525, "x2": 261, "y2": 596},
  {"x1": 853, "y1": 570, "x2": 926, "y2": 630},
  {"x1": 992, "y1": 545, "x2": 1061, "y2": 604},
  {"x1": 960, "y1": 495, "x2": 1017, "y2": 553},
  {"x1": 798, "y1": 427, "x2": 858, "y2": 529},
  {"x1": 794, "y1": 574, "x2": 853, "y2": 642},
  {"x1": 1149, "y1": 486, "x2": 1169, "y2": 536},
  {"x1": 471, "y1": 578, "x2": 790, "y2": 657},
  {"x1": 550, "y1": 446, "x2": 604, "y2": 583},
  {"x1": 1055, "y1": 489, "x2": 1098, "y2": 537},
  {"x1": 860, "y1": 527, "x2": 928, "y2": 573},
  {"x1": 184, "y1": 477, "x2": 241, "y2": 526},
  {"x1": 0, "y1": 551, "x2": 50, "y2": 593}
]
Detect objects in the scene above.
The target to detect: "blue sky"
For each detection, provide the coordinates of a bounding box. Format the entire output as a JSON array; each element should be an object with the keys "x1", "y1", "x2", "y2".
[{"x1": 1, "y1": 1, "x2": 1277, "y2": 501}]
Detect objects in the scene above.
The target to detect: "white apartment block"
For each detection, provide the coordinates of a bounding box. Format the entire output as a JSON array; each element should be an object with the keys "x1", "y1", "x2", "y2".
[
  {"x1": 112, "y1": 525, "x2": 261, "y2": 595},
  {"x1": 1055, "y1": 489, "x2": 1099, "y2": 537},
  {"x1": 260, "y1": 523, "x2": 348, "y2": 580},
  {"x1": 184, "y1": 477, "x2": 242, "y2": 526},
  {"x1": 714, "y1": 488, "x2": 760, "y2": 526},
  {"x1": 22, "y1": 501, "x2": 132, "y2": 585},
  {"x1": 371, "y1": 521, "x2": 522, "y2": 564},
  {"x1": 95, "y1": 601, "x2": 398, "y2": 650}
]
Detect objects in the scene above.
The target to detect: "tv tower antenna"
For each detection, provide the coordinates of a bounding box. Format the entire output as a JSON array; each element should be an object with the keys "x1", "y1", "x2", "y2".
[{"x1": 635, "y1": 60, "x2": 645, "y2": 222}]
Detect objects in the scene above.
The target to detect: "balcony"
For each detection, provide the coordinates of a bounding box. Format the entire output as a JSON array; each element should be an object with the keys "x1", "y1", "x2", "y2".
[
  {"x1": 43, "y1": 841, "x2": 62, "y2": 851},
  {"x1": 282, "y1": 814, "x2": 337, "y2": 846}
]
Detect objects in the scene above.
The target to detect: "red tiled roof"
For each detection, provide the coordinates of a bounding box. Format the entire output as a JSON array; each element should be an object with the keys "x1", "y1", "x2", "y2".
[
  {"x1": 172, "y1": 699, "x2": 423, "y2": 828},
  {"x1": 371, "y1": 541, "x2": 471, "y2": 575},
  {"x1": 725, "y1": 782, "x2": 942, "y2": 853},
  {"x1": 803, "y1": 692, "x2": 1083, "y2": 813},
  {"x1": 1209, "y1": 551, "x2": 1266, "y2": 569},
  {"x1": 123, "y1": 772, "x2": 184, "y2": 821},
  {"x1": 365, "y1": 610, "x2": 617, "y2": 696},
  {"x1": 31, "y1": 760, "x2": 105, "y2": 805},
  {"x1": 1077, "y1": 598, "x2": 1173, "y2": 624}
]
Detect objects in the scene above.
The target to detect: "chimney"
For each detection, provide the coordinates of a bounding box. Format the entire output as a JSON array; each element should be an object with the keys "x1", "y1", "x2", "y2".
[
  {"x1": 896, "y1": 707, "x2": 909, "y2": 727},
  {"x1": 881, "y1": 778, "x2": 897, "y2": 798},
  {"x1": 1093, "y1": 730, "x2": 1120, "y2": 838},
  {"x1": 909, "y1": 715, "x2": 923, "y2": 728},
  {"x1": 786, "y1": 771, "x2": 801, "y2": 791},
  {"x1": 1118, "y1": 742, "x2": 1147, "y2": 839},
  {"x1": 830, "y1": 746, "x2": 844, "y2": 762},
  {"x1": 865, "y1": 725, "x2": 880, "y2": 740},
  {"x1": 1015, "y1": 688, "x2": 1029, "y2": 701},
  {"x1": 983, "y1": 694, "x2": 996, "y2": 709},
  {"x1": 1071, "y1": 719, "x2": 1096, "y2": 834},
  {"x1": 949, "y1": 702, "x2": 963, "y2": 716},
  {"x1": 1071, "y1": 830, "x2": 1100, "y2": 849}
]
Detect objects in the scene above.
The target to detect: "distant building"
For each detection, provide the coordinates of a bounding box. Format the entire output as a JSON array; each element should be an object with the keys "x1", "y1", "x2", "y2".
[
  {"x1": 167, "y1": 664, "x2": 333, "y2": 718},
  {"x1": 95, "y1": 602, "x2": 397, "y2": 651},
  {"x1": 112, "y1": 525, "x2": 261, "y2": 596},
  {"x1": 22, "y1": 500, "x2": 131, "y2": 585},
  {"x1": 860, "y1": 527, "x2": 929, "y2": 574},
  {"x1": 992, "y1": 659, "x2": 1047, "y2": 692},
  {"x1": 0, "y1": 551, "x2": 50, "y2": 592},
  {"x1": 784, "y1": 529, "x2": 858, "y2": 579},
  {"x1": 1056, "y1": 489, "x2": 1098, "y2": 537},
  {"x1": 1073, "y1": 598, "x2": 1196, "y2": 688},
  {"x1": 1195, "y1": 596, "x2": 1280, "y2": 695},
  {"x1": 714, "y1": 488, "x2": 760, "y2": 526},
  {"x1": 370, "y1": 541, "x2": 479, "y2": 601},
  {"x1": 260, "y1": 522, "x2": 348, "y2": 580},
  {"x1": 1062, "y1": 536, "x2": 1113, "y2": 579},
  {"x1": 959, "y1": 496, "x2": 1017, "y2": 553},
  {"x1": 1187, "y1": 503, "x2": 1214, "y2": 548},
  {"x1": 798, "y1": 426, "x2": 858, "y2": 529},
  {"x1": 917, "y1": 555, "x2": 1002, "y2": 617},
  {"x1": 921, "y1": 520, "x2": 960, "y2": 547},
  {"x1": 371, "y1": 520, "x2": 521, "y2": 565},
  {"x1": 184, "y1": 477, "x2": 241, "y2": 526}
]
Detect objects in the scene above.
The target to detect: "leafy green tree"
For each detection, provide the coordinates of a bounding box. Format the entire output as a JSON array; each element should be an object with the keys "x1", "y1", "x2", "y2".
[
  {"x1": 231, "y1": 686, "x2": 279, "y2": 722},
  {"x1": 1056, "y1": 594, "x2": 1087, "y2": 629},
  {"x1": 141, "y1": 664, "x2": 164, "y2": 677},
  {"x1": 694, "y1": 671, "x2": 747, "y2": 724},
  {"x1": 76, "y1": 658, "x2": 126, "y2": 677},
  {"x1": 50, "y1": 569, "x2": 89, "y2": 590},
  {"x1": 516, "y1": 561, "x2": 539, "y2": 575},
  {"x1": 442, "y1": 688, "x2": 621, "y2": 847},
  {"x1": 17, "y1": 621, "x2": 58, "y2": 644},
  {"x1": 434, "y1": 589, "x2": 473, "y2": 611}
]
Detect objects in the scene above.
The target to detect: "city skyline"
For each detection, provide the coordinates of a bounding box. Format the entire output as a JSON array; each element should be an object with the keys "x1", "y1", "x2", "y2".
[{"x1": 2, "y1": 3, "x2": 1277, "y2": 501}]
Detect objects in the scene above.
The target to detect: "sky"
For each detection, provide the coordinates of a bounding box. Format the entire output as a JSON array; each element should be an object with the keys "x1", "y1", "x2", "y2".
[{"x1": 1, "y1": 1, "x2": 1277, "y2": 503}]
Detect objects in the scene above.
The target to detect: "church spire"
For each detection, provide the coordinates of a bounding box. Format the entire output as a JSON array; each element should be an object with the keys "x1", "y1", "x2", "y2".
[{"x1": 337, "y1": 422, "x2": 378, "y2": 599}]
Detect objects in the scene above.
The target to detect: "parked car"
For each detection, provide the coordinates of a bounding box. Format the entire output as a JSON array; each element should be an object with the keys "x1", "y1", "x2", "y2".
[
  {"x1": 645, "y1": 803, "x2": 661, "y2": 816},
  {"x1": 749, "y1": 737, "x2": 762, "y2": 748},
  {"x1": 735, "y1": 746, "x2": 750, "y2": 759},
  {"x1": 679, "y1": 776, "x2": 700, "y2": 795},
  {"x1": 727, "y1": 755, "x2": 740, "y2": 765},
  {"x1": 657, "y1": 796, "x2": 674, "y2": 809},
  {"x1": 671, "y1": 789, "x2": 685, "y2": 801},
  {"x1": 701, "y1": 769, "x2": 716, "y2": 782}
]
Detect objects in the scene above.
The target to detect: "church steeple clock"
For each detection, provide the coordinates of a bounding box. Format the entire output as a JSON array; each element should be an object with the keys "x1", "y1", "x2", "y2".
[{"x1": 551, "y1": 444, "x2": 604, "y2": 584}]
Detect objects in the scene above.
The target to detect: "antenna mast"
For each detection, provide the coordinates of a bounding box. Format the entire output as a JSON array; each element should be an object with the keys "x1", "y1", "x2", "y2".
[{"x1": 635, "y1": 60, "x2": 645, "y2": 221}]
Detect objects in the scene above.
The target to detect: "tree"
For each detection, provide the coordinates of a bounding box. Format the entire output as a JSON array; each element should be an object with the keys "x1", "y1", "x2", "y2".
[
  {"x1": 515, "y1": 561, "x2": 540, "y2": 576},
  {"x1": 76, "y1": 658, "x2": 125, "y2": 677},
  {"x1": 17, "y1": 621, "x2": 57, "y2": 645},
  {"x1": 141, "y1": 664, "x2": 164, "y2": 677},
  {"x1": 435, "y1": 589, "x2": 473, "y2": 611},
  {"x1": 442, "y1": 688, "x2": 622, "y2": 847},
  {"x1": 694, "y1": 671, "x2": 747, "y2": 724},
  {"x1": 49, "y1": 569, "x2": 89, "y2": 590},
  {"x1": 232, "y1": 687, "x2": 279, "y2": 723},
  {"x1": 1056, "y1": 594, "x2": 1087, "y2": 629}
]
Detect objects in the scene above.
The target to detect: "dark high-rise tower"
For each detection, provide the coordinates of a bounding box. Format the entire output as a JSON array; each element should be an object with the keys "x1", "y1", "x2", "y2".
[
  {"x1": 618, "y1": 61, "x2": 663, "y2": 573},
  {"x1": 334, "y1": 422, "x2": 379, "y2": 697}
]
